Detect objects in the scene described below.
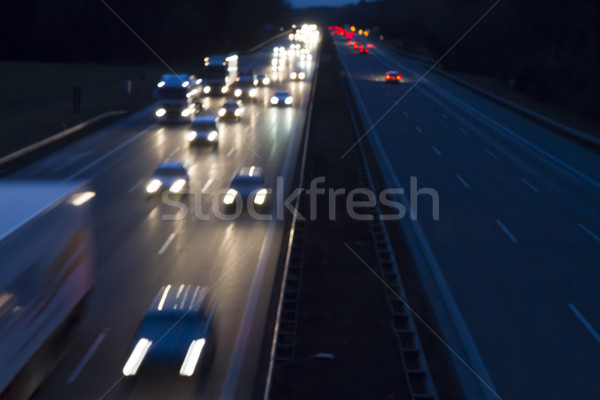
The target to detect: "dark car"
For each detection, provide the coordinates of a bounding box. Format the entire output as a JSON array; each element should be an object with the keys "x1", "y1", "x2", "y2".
[
  {"x1": 218, "y1": 100, "x2": 245, "y2": 121},
  {"x1": 186, "y1": 116, "x2": 220, "y2": 147},
  {"x1": 122, "y1": 284, "x2": 215, "y2": 378},
  {"x1": 385, "y1": 70, "x2": 402, "y2": 83},
  {"x1": 145, "y1": 161, "x2": 190, "y2": 196},
  {"x1": 222, "y1": 166, "x2": 270, "y2": 209}
]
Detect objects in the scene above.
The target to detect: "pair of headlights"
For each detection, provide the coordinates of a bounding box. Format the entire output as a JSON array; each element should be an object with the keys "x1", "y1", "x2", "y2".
[
  {"x1": 146, "y1": 178, "x2": 187, "y2": 194},
  {"x1": 270, "y1": 96, "x2": 293, "y2": 105},
  {"x1": 186, "y1": 130, "x2": 218, "y2": 142},
  {"x1": 223, "y1": 188, "x2": 268, "y2": 205},
  {"x1": 218, "y1": 108, "x2": 242, "y2": 117}
]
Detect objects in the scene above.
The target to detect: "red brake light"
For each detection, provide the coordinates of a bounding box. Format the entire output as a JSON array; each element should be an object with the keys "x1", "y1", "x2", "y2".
[
  {"x1": 396, "y1": 75, "x2": 401, "y2": 80},
  {"x1": 386, "y1": 74, "x2": 391, "y2": 80},
  {"x1": 365, "y1": 49, "x2": 369, "y2": 53},
  {"x1": 354, "y1": 44, "x2": 358, "y2": 49}
]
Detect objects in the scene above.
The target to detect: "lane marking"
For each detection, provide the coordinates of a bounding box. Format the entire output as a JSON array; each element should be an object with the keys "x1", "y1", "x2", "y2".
[
  {"x1": 415, "y1": 125, "x2": 423, "y2": 133},
  {"x1": 442, "y1": 113, "x2": 449, "y2": 120},
  {"x1": 432, "y1": 146, "x2": 442, "y2": 156},
  {"x1": 568, "y1": 303, "x2": 600, "y2": 344},
  {"x1": 484, "y1": 148, "x2": 497, "y2": 159},
  {"x1": 456, "y1": 174, "x2": 470, "y2": 189},
  {"x1": 158, "y1": 233, "x2": 176, "y2": 255},
  {"x1": 227, "y1": 148, "x2": 235, "y2": 157},
  {"x1": 168, "y1": 146, "x2": 180, "y2": 158},
  {"x1": 201, "y1": 178, "x2": 214, "y2": 193},
  {"x1": 520, "y1": 178, "x2": 540, "y2": 193},
  {"x1": 128, "y1": 179, "x2": 144, "y2": 193},
  {"x1": 67, "y1": 328, "x2": 109, "y2": 384},
  {"x1": 66, "y1": 124, "x2": 157, "y2": 180},
  {"x1": 243, "y1": 126, "x2": 250, "y2": 134},
  {"x1": 578, "y1": 224, "x2": 600, "y2": 243},
  {"x1": 459, "y1": 127, "x2": 468, "y2": 136},
  {"x1": 403, "y1": 111, "x2": 409, "y2": 117},
  {"x1": 495, "y1": 219, "x2": 517, "y2": 243}
]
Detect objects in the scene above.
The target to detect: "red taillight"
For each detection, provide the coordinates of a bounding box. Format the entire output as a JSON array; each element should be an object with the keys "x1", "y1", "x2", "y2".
[
  {"x1": 354, "y1": 44, "x2": 358, "y2": 49},
  {"x1": 386, "y1": 74, "x2": 391, "y2": 80},
  {"x1": 365, "y1": 49, "x2": 369, "y2": 53},
  {"x1": 396, "y1": 75, "x2": 401, "y2": 81}
]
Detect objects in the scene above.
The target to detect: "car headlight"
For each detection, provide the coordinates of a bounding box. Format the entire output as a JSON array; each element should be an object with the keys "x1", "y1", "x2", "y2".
[
  {"x1": 249, "y1": 88, "x2": 257, "y2": 97},
  {"x1": 263, "y1": 77, "x2": 270, "y2": 85},
  {"x1": 155, "y1": 108, "x2": 166, "y2": 117},
  {"x1": 186, "y1": 131, "x2": 197, "y2": 141},
  {"x1": 234, "y1": 88, "x2": 242, "y2": 97},
  {"x1": 298, "y1": 72, "x2": 306, "y2": 80},
  {"x1": 146, "y1": 179, "x2": 162, "y2": 193},
  {"x1": 179, "y1": 338, "x2": 206, "y2": 377},
  {"x1": 271, "y1": 65, "x2": 277, "y2": 71},
  {"x1": 182, "y1": 81, "x2": 189, "y2": 88},
  {"x1": 157, "y1": 81, "x2": 165, "y2": 87},
  {"x1": 284, "y1": 96, "x2": 293, "y2": 105},
  {"x1": 270, "y1": 96, "x2": 279, "y2": 105},
  {"x1": 221, "y1": 86, "x2": 228, "y2": 94},
  {"x1": 169, "y1": 179, "x2": 186, "y2": 193},
  {"x1": 307, "y1": 54, "x2": 313, "y2": 60},
  {"x1": 207, "y1": 130, "x2": 218, "y2": 141},
  {"x1": 253, "y1": 79, "x2": 259, "y2": 86},
  {"x1": 234, "y1": 108, "x2": 242, "y2": 117},
  {"x1": 203, "y1": 86, "x2": 211, "y2": 94},
  {"x1": 223, "y1": 189, "x2": 238, "y2": 205},
  {"x1": 271, "y1": 58, "x2": 278, "y2": 65},
  {"x1": 254, "y1": 188, "x2": 268, "y2": 205},
  {"x1": 277, "y1": 65, "x2": 284, "y2": 71},
  {"x1": 195, "y1": 78, "x2": 202, "y2": 85},
  {"x1": 123, "y1": 338, "x2": 152, "y2": 376},
  {"x1": 218, "y1": 108, "x2": 226, "y2": 117},
  {"x1": 181, "y1": 108, "x2": 192, "y2": 117},
  {"x1": 290, "y1": 72, "x2": 297, "y2": 79}
]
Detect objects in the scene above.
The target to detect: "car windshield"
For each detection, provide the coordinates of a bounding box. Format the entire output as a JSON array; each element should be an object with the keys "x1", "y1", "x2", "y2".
[
  {"x1": 156, "y1": 167, "x2": 186, "y2": 176},
  {"x1": 275, "y1": 91, "x2": 289, "y2": 96},
  {"x1": 156, "y1": 87, "x2": 187, "y2": 100},
  {"x1": 232, "y1": 175, "x2": 262, "y2": 186},
  {"x1": 193, "y1": 122, "x2": 217, "y2": 131}
]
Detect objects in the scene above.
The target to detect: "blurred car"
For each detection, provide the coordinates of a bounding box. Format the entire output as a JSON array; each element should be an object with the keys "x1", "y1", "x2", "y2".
[
  {"x1": 218, "y1": 100, "x2": 244, "y2": 121},
  {"x1": 233, "y1": 75, "x2": 258, "y2": 101},
  {"x1": 186, "y1": 116, "x2": 220, "y2": 147},
  {"x1": 156, "y1": 73, "x2": 195, "y2": 88},
  {"x1": 146, "y1": 161, "x2": 190, "y2": 195},
  {"x1": 385, "y1": 70, "x2": 402, "y2": 83},
  {"x1": 256, "y1": 73, "x2": 270, "y2": 86},
  {"x1": 270, "y1": 90, "x2": 293, "y2": 106},
  {"x1": 289, "y1": 70, "x2": 306, "y2": 81},
  {"x1": 122, "y1": 284, "x2": 215, "y2": 378},
  {"x1": 222, "y1": 166, "x2": 269, "y2": 209}
]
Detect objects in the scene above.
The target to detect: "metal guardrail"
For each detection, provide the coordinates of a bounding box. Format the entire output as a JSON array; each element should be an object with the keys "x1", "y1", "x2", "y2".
[
  {"x1": 0, "y1": 110, "x2": 127, "y2": 171},
  {"x1": 340, "y1": 58, "x2": 439, "y2": 400},
  {"x1": 262, "y1": 34, "x2": 322, "y2": 400}
]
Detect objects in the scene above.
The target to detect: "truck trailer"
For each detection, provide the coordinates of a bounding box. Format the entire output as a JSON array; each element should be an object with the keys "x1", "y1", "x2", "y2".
[{"x1": 0, "y1": 181, "x2": 95, "y2": 399}]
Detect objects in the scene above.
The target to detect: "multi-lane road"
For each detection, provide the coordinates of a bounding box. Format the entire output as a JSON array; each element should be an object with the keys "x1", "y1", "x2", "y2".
[
  {"x1": 334, "y1": 32, "x2": 600, "y2": 399},
  {"x1": 9, "y1": 34, "x2": 318, "y2": 399}
]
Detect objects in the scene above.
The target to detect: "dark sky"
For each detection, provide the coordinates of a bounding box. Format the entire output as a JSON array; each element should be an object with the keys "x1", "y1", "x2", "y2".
[{"x1": 290, "y1": 0, "x2": 359, "y2": 8}]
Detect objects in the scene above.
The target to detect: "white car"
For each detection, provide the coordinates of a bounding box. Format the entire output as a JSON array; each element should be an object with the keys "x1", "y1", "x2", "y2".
[
  {"x1": 270, "y1": 90, "x2": 293, "y2": 106},
  {"x1": 146, "y1": 161, "x2": 190, "y2": 195}
]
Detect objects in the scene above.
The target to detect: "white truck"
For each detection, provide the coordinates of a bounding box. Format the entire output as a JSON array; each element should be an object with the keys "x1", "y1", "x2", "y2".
[
  {"x1": 0, "y1": 181, "x2": 95, "y2": 399},
  {"x1": 201, "y1": 53, "x2": 238, "y2": 95}
]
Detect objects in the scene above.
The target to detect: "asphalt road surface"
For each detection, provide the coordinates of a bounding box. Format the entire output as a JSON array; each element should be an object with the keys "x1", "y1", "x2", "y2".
[
  {"x1": 334, "y1": 33, "x2": 600, "y2": 400},
  {"x1": 13, "y1": 35, "x2": 318, "y2": 400}
]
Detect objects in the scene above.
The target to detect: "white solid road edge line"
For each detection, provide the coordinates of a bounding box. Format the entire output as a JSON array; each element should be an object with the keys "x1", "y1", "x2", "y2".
[
  {"x1": 66, "y1": 328, "x2": 109, "y2": 384},
  {"x1": 568, "y1": 303, "x2": 600, "y2": 344},
  {"x1": 578, "y1": 223, "x2": 600, "y2": 243},
  {"x1": 158, "y1": 233, "x2": 176, "y2": 255},
  {"x1": 495, "y1": 219, "x2": 518, "y2": 243}
]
